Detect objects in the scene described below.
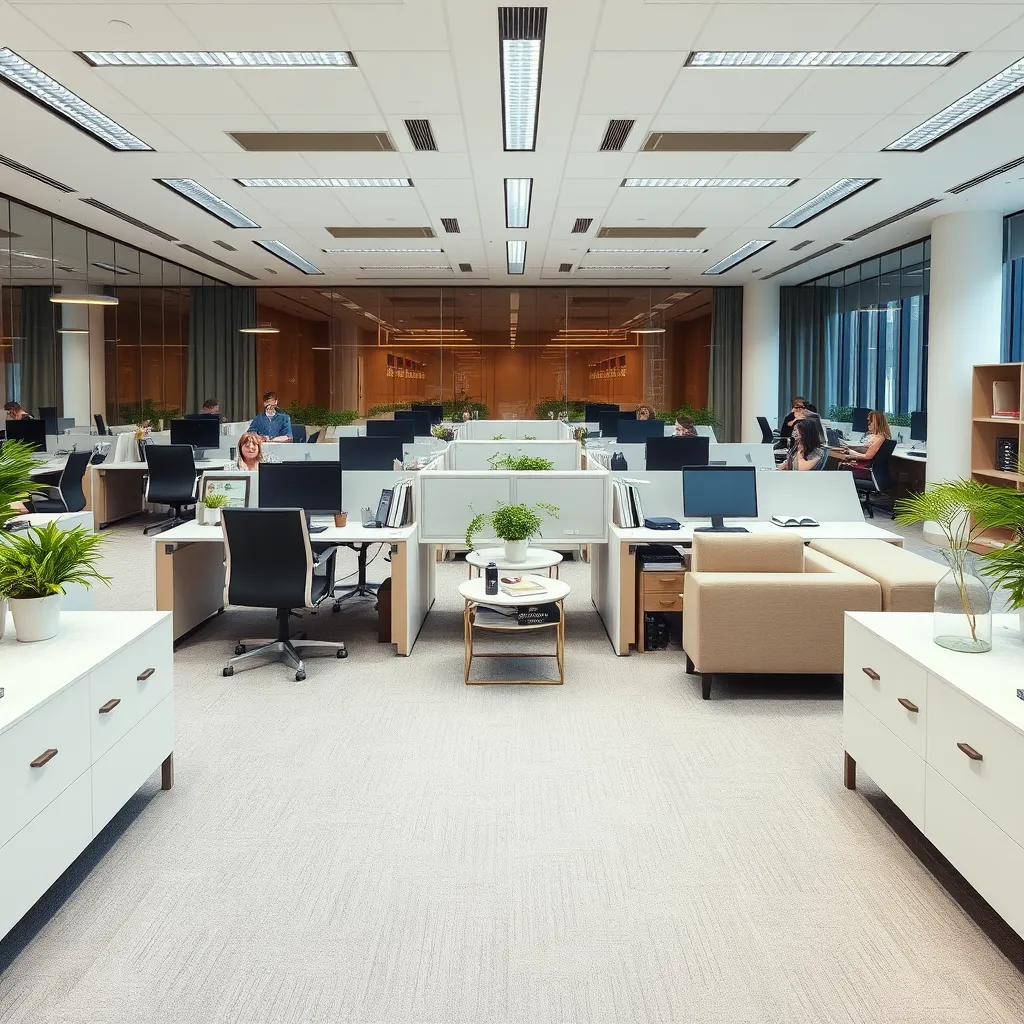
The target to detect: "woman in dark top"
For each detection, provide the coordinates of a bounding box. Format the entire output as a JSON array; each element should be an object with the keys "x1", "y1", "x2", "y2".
[{"x1": 778, "y1": 413, "x2": 826, "y2": 471}]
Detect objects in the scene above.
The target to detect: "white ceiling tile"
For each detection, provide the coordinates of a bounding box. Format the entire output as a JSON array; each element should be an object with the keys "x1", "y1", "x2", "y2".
[
  {"x1": 92, "y1": 67, "x2": 264, "y2": 114},
  {"x1": 1, "y1": 3, "x2": 64, "y2": 47},
  {"x1": 401, "y1": 153, "x2": 472, "y2": 178},
  {"x1": 236, "y1": 68, "x2": 381, "y2": 116},
  {"x1": 331, "y1": 0, "x2": 451, "y2": 50},
  {"x1": 200, "y1": 153, "x2": 319, "y2": 176},
  {"x1": 893, "y1": 51, "x2": 1024, "y2": 116},
  {"x1": 660, "y1": 69, "x2": 807, "y2": 115},
  {"x1": 298, "y1": 152, "x2": 410, "y2": 176},
  {"x1": 694, "y1": 3, "x2": 873, "y2": 49},
  {"x1": 760, "y1": 114, "x2": 884, "y2": 154},
  {"x1": 579, "y1": 52, "x2": 683, "y2": 114},
  {"x1": 840, "y1": 4, "x2": 1023, "y2": 51},
  {"x1": 156, "y1": 113, "x2": 275, "y2": 153},
  {"x1": 357, "y1": 52, "x2": 460, "y2": 113},
  {"x1": 777, "y1": 68, "x2": 939, "y2": 116},
  {"x1": 384, "y1": 114, "x2": 467, "y2": 152},
  {"x1": 172, "y1": 3, "x2": 349, "y2": 48},
  {"x1": 593, "y1": 2, "x2": 713, "y2": 50},
  {"x1": 12, "y1": 3, "x2": 200, "y2": 49},
  {"x1": 624, "y1": 152, "x2": 735, "y2": 176}
]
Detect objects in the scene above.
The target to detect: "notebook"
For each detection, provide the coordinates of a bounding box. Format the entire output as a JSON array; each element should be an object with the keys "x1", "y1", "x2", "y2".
[{"x1": 771, "y1": 515, "x2": 819, "y2": 528}]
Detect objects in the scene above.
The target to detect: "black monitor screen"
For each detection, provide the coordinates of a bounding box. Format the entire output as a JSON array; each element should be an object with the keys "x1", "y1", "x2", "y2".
[
  {"x1": 258, "y1": 462, "x2": 342, "y2": 515},
  {"x1": 584, "y1": 402, "x2": 616, "y2": 422},
  {"x1": 646, "y1": 436, "x2": 710, "y2": 471},
  {"x1": 339, "y1": 436, "x2": 404, "y2": 470},
  {"x1": 37, "y1": 406, "x2": 58, "y2": 435},
  {"x1": 366, "y1": 419, "x2": 415, "y2": 445},
  {"x1": 910, "y1": 411, "x2": 927, "y2": 442},
  {"x1": 394, "y1": 409, "x2": 431, "y2": 436},
  {"x1": 170, "y1": 417, "x2": 220, "y2": 450},
  {"x1": 412, "y1": 403, "x2": 443, "y2": 424},
  {"x1": 617, "y1": 419, "x2": 666, "y2": 444},
  {"x1": 5, "y1": 417, "x2": 47, "y2": 452},
  {"x1": 851, "y1": 407, "x2": 870, "y2": 433},
  {"x1": 683, "y1": 466, "x2": 758, "y2": 521}
]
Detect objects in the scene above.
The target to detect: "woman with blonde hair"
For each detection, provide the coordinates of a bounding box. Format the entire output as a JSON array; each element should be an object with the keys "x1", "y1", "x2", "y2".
[
  {"x1": 839, "y1": 410, "x2": 890, "y2": 475},
  {"x1": 236, "y1": 432, "x2": 278, "y2": 472}
]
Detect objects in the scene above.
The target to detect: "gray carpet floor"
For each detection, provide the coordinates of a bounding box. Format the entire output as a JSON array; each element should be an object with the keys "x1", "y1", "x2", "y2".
[{"x1": 1, "y1": 514, "x2": 1023, "y2": 1024}]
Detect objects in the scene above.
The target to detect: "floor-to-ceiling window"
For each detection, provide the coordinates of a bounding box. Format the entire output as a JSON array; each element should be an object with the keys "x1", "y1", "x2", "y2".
[{"x1": 1002, "y1": 209, "x2": 1024, "y2": 362}]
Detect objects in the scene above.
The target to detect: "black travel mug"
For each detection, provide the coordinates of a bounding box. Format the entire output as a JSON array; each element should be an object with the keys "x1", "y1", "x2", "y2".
[{"x1": 485, "y1": 562, "x2": 498, "y2": 596}]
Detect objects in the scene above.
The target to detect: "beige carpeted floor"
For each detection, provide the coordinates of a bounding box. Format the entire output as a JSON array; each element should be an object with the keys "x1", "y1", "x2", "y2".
[{"x1": 1, "y1": 515, "x2": 1022, "y2": 1024}]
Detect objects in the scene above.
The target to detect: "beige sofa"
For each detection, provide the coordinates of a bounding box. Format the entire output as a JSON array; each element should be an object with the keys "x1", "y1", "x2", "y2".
[
  {"x1": 807, "y1": 539, "x2": 946, "y2": 612},
  {"x1": 682, "y1": 533, "x2": 881, "y2": 699}
]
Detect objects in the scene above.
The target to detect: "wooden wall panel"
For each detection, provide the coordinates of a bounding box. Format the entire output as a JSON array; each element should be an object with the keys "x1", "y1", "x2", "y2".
[
  {"x1": 255, "y1": 304, "x2": 328, "y2": 407},
  {"x1": 669, "y1": 314, "x2": 711, "y2": 410}
]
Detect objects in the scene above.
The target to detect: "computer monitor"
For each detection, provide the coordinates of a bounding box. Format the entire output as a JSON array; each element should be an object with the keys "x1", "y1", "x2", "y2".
[
  {"x1": 910, "y1": 411, "x2": 927, "y2": 442},
  {"x1": 851, "y1": 407, "x2": 870, "y2": 433},
  {"x1": 394, "y1": 409, "x2": 431, "y2": 436},
  {"x1": 37, "y1": 406, "x2": 58, "y2": 435},
  {"x1": 5, "y1": 417, "x2": 47, "y2": 452},
  {"x1": 258, "y1": 462, "x2": 343, "y2": 516},
  {"x1": 94, "y1": 413, "x2": 109, "y2": 436},
  {"x1": 646, "y1": 436, "x2": 710, "y2": 471},
  {"x1": 584, "y1": 402, "x2": 616, "y2": 422},
  {"x1": 412, "y1": 403, "x2": 443, "y2": 424},
  {"x1": 366, "y1": 419, "x2": 415, "y2": 445},
  {"x1": 617, "y1": 418, "x2": 666, "y2": 444},
  {"x1": 339, "y1": 436, "x2": 404, "y2": 470},
  {"x1": 184, "y1": 412, "x2": 220, "y2": 420},
  {"x1": 169, "y1": 417, "x2": 220, "y2": 453},
  {"x1": 682, "y1": 465, "x2": 758, "y2": 533}
]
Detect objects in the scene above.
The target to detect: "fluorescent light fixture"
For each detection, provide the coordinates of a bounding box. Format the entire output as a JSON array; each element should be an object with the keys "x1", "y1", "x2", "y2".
[
  {"x1": 884, "y1": 57, "x2": 1024, "y2": 151},
  {"x1": 770, "y1": 178, "x2": 876, "y2": 228},
  {"x1": 239, "y1": 325, "x2": 280, "y2": 334},
  {"x1": 702, "y1": 241, "x2": 774, "y2": 275},
  {"x1": 49, "y1": 293, "x2": 118, "y2": 306},
  {"x1": 312, "y1": 347, "x2": 331, "y2": 351},
  {"x1": 578, "y1": 265, "x2": 670, "y2": 271},
  {"x1": 57, "y1": 328, "x2": 90, "y2": 335},
  {"x1": 505, "y1": 177, "x2": 533, "y2": 228},
  {"x1": 322, "y1": 248, "x2": 443, "y2": 254},
  {"x1": 80, "y1": 51, "x2": 355, "y2": 68},
  {"x1": 157, "y1": 178, "x2": 260, "y2": 229},
  {"x1": 507, "y1": 240, "x2": 526, "y2": 275},
  {"x1": 359, "y1": 266, "x2": 452, "y2": 270},
  {"x1": 688, "y1": 52, "x2": 962, "y2": 68},
  {"x1": 623, "y1": 178, "x2": 795, "y2": 188},
  {"x1": 253, "y1": 240, "x2": 323, "y2": 275},
  {"x1": 91, "y1": 261, "x2": 137, "y2": 275},
  {"x1": 587, "y1": 247, "x2": 708, "y2": 254},
  {"x1": 237, "y1": 178, "x2": 412, "y2": 188},
  {"x1": 0, "y1": 48, "x2": 151, "y2": 151},
  {"x1": 499, "y1": 8, "x2": 546, "y2": 151},
  {"x1": 631, "y1": 327, "x2": 667, "y2": 334}
]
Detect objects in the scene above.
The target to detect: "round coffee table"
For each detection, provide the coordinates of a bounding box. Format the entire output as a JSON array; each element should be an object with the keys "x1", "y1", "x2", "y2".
[
  {"x1": 458, "y1": 573, "x2": 570, "y2": 685},
  {"x1": 465, "y1": 546, "x2": 562, "y2": 579}
]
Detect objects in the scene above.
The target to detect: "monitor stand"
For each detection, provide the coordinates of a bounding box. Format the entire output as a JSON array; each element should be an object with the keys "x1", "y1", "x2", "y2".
[{"x1": 694, "y1": 516, "x2": 749, "y2": 534}]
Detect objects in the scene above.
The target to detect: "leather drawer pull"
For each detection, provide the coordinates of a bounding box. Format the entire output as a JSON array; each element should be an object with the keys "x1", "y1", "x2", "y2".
[
  {"x1": 897, "y1": 698, "x2": 919, "y2": 713},
  {"x1": 957, "y1": 742, "x2": 983, "y2": 761},
  {"x1": 98, "y1": 698, "x2": 121, "y2": 714},
  {"x1": 30, "y1": 748, "x2": 58, "y2": 768},
  {"x1": 137, "y1": 668, "x2": 155, "y2": 681},
  {"x1": 862, "y1": 667, "x2": 880, "y2": 681}
]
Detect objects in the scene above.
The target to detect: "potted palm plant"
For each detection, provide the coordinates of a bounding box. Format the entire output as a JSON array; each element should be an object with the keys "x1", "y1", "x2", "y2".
[
  {"x1": 465, "y1": 501, "x2": 559, "y2": 563},
  {"x1": 197, "y1": 491, "x2": 230, "y2": 526},
  {"x1": 0, "y1": 439, "x2": 38, "y2": 639},
  {"x1": 0, "y1": 522, "x2": 110, "y2": 642}
]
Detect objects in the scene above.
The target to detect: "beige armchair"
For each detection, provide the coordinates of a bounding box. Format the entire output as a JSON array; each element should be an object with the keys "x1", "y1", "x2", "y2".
[{"x1": 682, "y1": 533, "x2": 881, "y2": 699}]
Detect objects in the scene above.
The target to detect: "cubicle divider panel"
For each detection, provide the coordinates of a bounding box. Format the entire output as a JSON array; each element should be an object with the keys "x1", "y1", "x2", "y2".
[
  {"x1": 515, "y1": 472, "x2": 609, "y2": 544},
  {"x1": 449, "y1": 440, "x2": 579, "y2": 471},
  {"x1": 419, "y1": 473, "x2": 515, "y2": 543},
  {"x1": 753, "y1": 470, "x2": 864, "y2": 521},
  {"x1": 343, "y1": 471, "x2": 415, "y2": 522},
  {"x1": 329, "y1": 425, "x2": 367, "y2": 438},
  {"x1": 711, "y1": 444, "x2": 776, "y2": 469},
  {"x1": 265, "y1": 442, "x2": 341, "y2": 462},
  {"x1": 456, "y1": 420, "x2": 565, "y2": 441},
  {"x1": 612, "y1": 471, "x2": 682, "y2": 520}
]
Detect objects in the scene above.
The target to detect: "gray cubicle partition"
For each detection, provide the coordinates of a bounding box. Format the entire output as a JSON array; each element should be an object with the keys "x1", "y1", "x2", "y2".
[
  {"x1": 456, "y1": 419, "x2": 565, "y2": 441},
  {"x1": 590, "y1": 442, "x2": 773, "y2": 471},
  {"x1": 419, "y1": 472, "x2": 515, "y2": 543},
  {"x1": 448, "y1": 439, "x2": 579, "y2": 471},
  {"x1": 343, "y1": 471, "x2": 416, "y2": 520}
]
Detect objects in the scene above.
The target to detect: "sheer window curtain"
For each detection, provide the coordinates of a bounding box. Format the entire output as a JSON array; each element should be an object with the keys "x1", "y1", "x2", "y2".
[
  {"x1": 709, "y1": 287, "x2": 742, "y2": 442},
  {"x1": 186, "y1": 286, "x2": 257, "y2": 422},
  {"x1": 779, "y1": 286, "x2": 830, "y2": 421}
]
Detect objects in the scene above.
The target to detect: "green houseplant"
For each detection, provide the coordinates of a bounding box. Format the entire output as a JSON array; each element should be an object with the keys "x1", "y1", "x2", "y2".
[
  {"x1": 198, "y1": 490, "x2": 230, "y2": 526},
  {"x1": 487, "y1": 453, "x2": 555, "y2": 471},
  {"x1": 0, "y1": 439, "x2": 37, "y2": 531},
  {"x1": 0, "y1": 522, "x2": 110, "y2": 642},
  {"x1": 465, "y1": 501, "x2": 559, "y2": 563}
]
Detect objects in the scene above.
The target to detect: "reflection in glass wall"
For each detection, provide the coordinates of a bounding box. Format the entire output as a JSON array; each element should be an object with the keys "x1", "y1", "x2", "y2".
[{"x1": 1002, "y1": 210, "x2": 1024, "y2": 362}]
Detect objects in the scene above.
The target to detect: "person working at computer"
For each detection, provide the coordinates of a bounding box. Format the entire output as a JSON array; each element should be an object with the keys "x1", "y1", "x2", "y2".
[
  {"x1": 674, "y1": 416, "x2": 698, "y2": 437},
  {"x1": 236, "y1": 432, "x2": 278, "y2": 472},
  {"x1": 635, "y1": 404, "x2": 656, "y2": 421},
  {"x1": 778, "y1": 413, "x2": 826, "y2": 471},
  {"x1": 201, "y1": 398, "x2": 224, "y2": 421},
  {"x1": 3, "y1": 401, "x2": 31, "y2": 420},
  {"x1": 248, "y1": 391, "x2": 292, "y2": 442},
  {"x1": 837, "y1": 410, "x2": 890, "y2": 475}
]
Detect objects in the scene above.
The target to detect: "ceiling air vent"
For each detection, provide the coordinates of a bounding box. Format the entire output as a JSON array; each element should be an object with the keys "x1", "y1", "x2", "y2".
[
  {"x1": 597, "y1": 226, "x2": 704, "y2": 238},
  {"x1": 843, "y1": 199, "x2": 941, "y2": 241},
  {"x1": 327, "y1": 226, "x2": 436, "y2": 239},
  {"x1": 230, "y1": 131, "x2": 395, "y2": 152},
  {"x1": 558, "y1": 263, "x2": 573, "y2": 273},
  {"x1": 441, "y1": 218, "x2": 460, "y2": 233},
  {"x1": 600, "y1": 120, "x2": 634, "y2": 152},
  {"x1": 571, "y1": 218, "x2": 593, "y2": 233},
  {"x1": 405, "y1": 119, "x2": 438, "y2": 151},
  {"x1": 177, "y1": 244, "x2": 257, "y2": 280},
  {"x1": 0, "y1": 154, "x2": 74, "y2": 193},
  {"x1": 459, "y1": 262, "x2": 473, "y2": 272},
  {"x1": 79, "y1": 198, "x2": 177, "y2": 241},
  {"x1": 264, "y1": 267, "x2": 278, "y2": 275},
  {"x1": 790, "y1": 239, "x2": 815, "y2": 251},
  {"x1": 212, "y1": 239, "x2": 237, "y2": 251},
  {"x1": 948, "y1": 156, "x2": 1024, "y2": 194},
  {"x1": 761, "y1": 244, "x2": 844, "y2": 280},
  {"x1": 641, "y1": 132, "x2": 809, "y2": 152}
]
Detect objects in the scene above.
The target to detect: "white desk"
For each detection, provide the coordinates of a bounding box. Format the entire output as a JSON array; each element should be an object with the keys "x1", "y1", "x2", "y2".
[
  {"x1": 592, "y1": 520, "x2": 903, "y2": 656},
  {"x1": 153, "y1": 521, "x2": 434, "y2": 654}
]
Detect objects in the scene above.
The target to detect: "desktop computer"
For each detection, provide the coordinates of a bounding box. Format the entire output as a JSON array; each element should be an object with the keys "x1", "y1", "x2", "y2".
[
  {"x1": 394, "y1": 409, "x2": 432, "y2": 437},
  {"x1": 616, "y1": 419, "x2": 666, "y2": 444},
  {"x1": 339, "y1": 436, "x2": 404, "y2": 470},
  {"x1": 411, "y1": 403, "x2": 443, "y2": 425},
  {"x1": 682, "y1": 465, "x2": 758, "y2": 533},
  {"x1": 258, "y1": 462, "x2": 343, "y2": 532},
  {"x1": 851, "y1": 407, "x2": 870, "y2": 434},
  {"x1": 4, "y1": 418, "x2": 47, "y2": 452},
  {"x1": 170, "y1": 417, "x2": 220, "y2": 457},
  {"x1": 646, "y1": 436, "x2": 710, "y2": 471},
  {"x1": 910, "y1": 411, "x2": 927, "y2": 443},
  {"x1": 366, "y1": 419, "x2": 415, "y2": 445}
]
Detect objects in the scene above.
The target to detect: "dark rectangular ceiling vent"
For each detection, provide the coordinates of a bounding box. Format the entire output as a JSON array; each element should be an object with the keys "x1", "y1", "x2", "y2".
[
  {"x1": 230, "y1": 131, "x2": 395, "y2": 152},
  {"x1": 641, "y1": 132, "x2": 809, "y2": 152},
  {"x1": 264, "y1": 267, "x2": 278, "y2": 275},
  {"x1": 790, "y1": 239, "x2": 815, "y2": 251},
  {"x1": 458, "y1": 262, "x2": 473, "y2": 272},
  {"x1": 843, "y1": 199, "x2": 941, "y2": 241},
  {"x1": 597, "y1": 226, "x2": 704, "y2": 238},
  {"x1": 0, "y1": 154, "x2": 74, "y2": 193},
  {"x1": 441, "y1": 218, "x2": 460, "y2": 233},
  {"x1": 761, "y1": 244, "x2": 844, "y2": 280},
  {"x1": 327, "y1": 226, "x2": 436, "y2": 238},
  {"x1": 177, "y1": 243, "x2": 258, "y2": 280},
  {"x1": 558, "y1": 263, "x2": 573, "y2": 273},
  {"x1": 79, "y1": 198, "x2": 177, "y2": 241},
  {"x1": 571, "y1": 217, "x2": 593, "y2": 233},
  {"x1": 212, "y1": 239, "x2": 237, "y2": 251},
  {"x1": 405, "y1": 119, "x2": 438, "y2": 151},
  {"x1": 600, "y1": 120, "x2": 634, "y2": 151},
  {"x1": 948, "y1": 156, "x2": 1024, "y2": 194}
]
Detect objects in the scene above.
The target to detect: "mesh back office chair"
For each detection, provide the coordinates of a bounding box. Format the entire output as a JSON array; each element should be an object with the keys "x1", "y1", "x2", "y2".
[
  {"x1": 757, "y1": 416, "x2": 775, "y2": 444},
  {"x1": 94, "y1": 413, "x2": 110, "y2": 436},
  {"x1": 854, "y1": 439, "x2": 897, "y2": 518},
  {"x1": 37, "y1": 405, "x2": 58, "y2": 435},
  {"x1": 143, "y1": 444, "x2": 199, "y2": 535},
  {"x1": 221, "y1": 508, "x2": 347, "y2": 680},
  {"x1": 25, "y1": 450, "x2": 91, "y2": 513},
  {"x1": 291, "y1": 424, "x2": 307, "y2": 444}
]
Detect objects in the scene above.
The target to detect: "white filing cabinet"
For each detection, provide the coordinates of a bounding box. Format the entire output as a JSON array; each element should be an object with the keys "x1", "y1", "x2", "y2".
[
  {"x1": 0, "y1": 611, "x2": 173, "y2": 939},
  {"x1": 843, "y1": 612, "x2": 1024, "y2": 938}
]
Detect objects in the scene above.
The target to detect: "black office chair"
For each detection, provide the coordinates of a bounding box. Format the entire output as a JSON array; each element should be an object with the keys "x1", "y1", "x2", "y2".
[
  {"x1": 221, "y1": 507, "x2": 347, "y2": 680},
  {"x1": 757, "y1": 416, "x2": 775, "y2": 444},
  {"x1": 854, "y1": 439, "x2": 897, "y2": 518},
  {"x1": 25, "y1": 450, "x2": 91, "y2": 513},
  {"x1": 38, "y1": 405, "x2": 58, "y2": 435},
  {"x1": 307, "y1": 430, "x2": 320, "y2": 444},
  {"x1": 291, "y1": 424, "x2": 307, "y2": 444},
  {"x1": 143, "y1": 444, "x2": 199, "y2": 535},
  {"x1": 94, "y1": 413, "x2": 110, "y2": 436}
]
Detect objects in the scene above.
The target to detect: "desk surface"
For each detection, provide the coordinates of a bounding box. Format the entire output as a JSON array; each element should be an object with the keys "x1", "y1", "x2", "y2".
[
  {"x1": 155, "y1": 520, "x2": 417, "y2": 545},
  {"x1": 91, "y1": 459, "x2": 233, "y2": 472},
  {"x1": 610, "y1": 520, "x2": 902, "y2": 544}
]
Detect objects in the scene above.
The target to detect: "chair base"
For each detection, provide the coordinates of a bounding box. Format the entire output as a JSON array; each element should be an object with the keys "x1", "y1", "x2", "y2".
[
  {"x1": 333, "y1": 582, "x2": 381, "y2": 609},
  {"x1": 144, "y1": 507, "x2": 194, "y2": 535},
  {"x1": 224, "y1": 608, "x2": 346, "y2": 681}
]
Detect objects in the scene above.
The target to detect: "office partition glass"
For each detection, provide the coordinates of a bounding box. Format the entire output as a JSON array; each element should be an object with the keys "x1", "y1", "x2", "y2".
[{"x1": 1003, "y1": 210, "x2": 1024, "y2": 362}]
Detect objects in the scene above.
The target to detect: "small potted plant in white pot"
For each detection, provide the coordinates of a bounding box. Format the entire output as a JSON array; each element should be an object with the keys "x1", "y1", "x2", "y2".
[
  {"x1": 0, "y1": 522, "x2": 110, "y2": 642},
  {"x1": 198, "y1": 491, "x2": 230, "y2": 526},
  {"x1": 465, "y1": 501, "x2": 559, "y2": 563},
  {"x1": 0, "y1": 438, "x2": 39, "y2": 640}
]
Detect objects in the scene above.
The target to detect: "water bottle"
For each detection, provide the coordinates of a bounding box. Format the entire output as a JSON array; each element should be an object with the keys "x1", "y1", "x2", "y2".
[{"x1": 485, "y1": 562, "x2": 498, "y2": 596}]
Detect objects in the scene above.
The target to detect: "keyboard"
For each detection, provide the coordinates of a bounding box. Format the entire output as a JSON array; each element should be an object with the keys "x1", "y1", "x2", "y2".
[
  {"x1": 904, "y1": 451, "x2": 926, "y2": 459},
  {"x1": 308, "y1": 524, "x2": 328, "y2": 534}
]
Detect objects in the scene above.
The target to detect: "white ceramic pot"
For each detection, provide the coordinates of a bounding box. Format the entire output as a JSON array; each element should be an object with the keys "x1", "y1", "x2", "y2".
[
  {"x1": 504, "y1": 539, "x2": 529, "y2": 563},
  {"x1": 0, "y1": 598, "x2": 7, "y2": 641},
  {"x1": 198, "y1": 505, "x2": 222, "y2": 526},
  {"x1": 10, "y1": 594, "x2": 61, "y2": 643}
]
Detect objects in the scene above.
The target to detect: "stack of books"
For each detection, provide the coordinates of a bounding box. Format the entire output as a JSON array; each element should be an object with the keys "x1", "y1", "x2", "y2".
[
  {"x1": 499, "y1": 576, "x2": 547, "y2": 598},
  {"x1": 638, "y1": 545, "x2": 685, "y2": 571},
  {"x1": 377, "y1": 479, "x2": 414, "y2": 527},
  {"x1": 612, "y1": 478, "x2": 645, "y2": 527}
]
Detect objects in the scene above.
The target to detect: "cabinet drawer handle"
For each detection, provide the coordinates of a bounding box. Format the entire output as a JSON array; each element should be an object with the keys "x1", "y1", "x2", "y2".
[
  {"x1": 897, "y1": 698, "x2": 919, "y2": 713},
  {"x1": 862, "y1": 667, "x2": 880, "y2": 681},
  {"x1": 957, "y1": 742, "x2": 983, "y2": 761},
  {"x1": 98, "y1": 698, "x2": 121, "y2": 714},
  {"x1": 658, "y1": 598, "x2": 677, "y2": 606},
  {"x1": 137, "y1": 668, "x2": 155, "y2": 681},
  {"x1": 30, "y1": 748, "x2": 58, "y2": 768}
]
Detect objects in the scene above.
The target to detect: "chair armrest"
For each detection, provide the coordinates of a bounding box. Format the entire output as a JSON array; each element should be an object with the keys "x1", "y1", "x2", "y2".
[
  {"x1": 311, "y1": 544, "x2": 343, "y2": 568},
  {"x1": 27, "y1": 486, "x2": 60, "y2": 500}
]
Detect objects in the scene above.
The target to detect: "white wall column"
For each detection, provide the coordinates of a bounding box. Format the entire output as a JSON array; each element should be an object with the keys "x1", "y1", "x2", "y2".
[
  {"x1": 740, "y1": 281, "x2": 780, "y2": 442},
  {"x1": 88, "y1": 305, "x2": 106, "y2": 426},
  {"x1": 60, "y1": 294, "x2": 91, "y2": 427},
  {"x1": 926, "y1": 212, "x2": 1003, "y2": 500}
]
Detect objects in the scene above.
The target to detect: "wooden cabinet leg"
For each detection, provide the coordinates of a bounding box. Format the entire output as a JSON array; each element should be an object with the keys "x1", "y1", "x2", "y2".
[
  {"x1": 701, "y1": 675, "x2": 711, "y2": 700},
  {"x1": 161, "y1": 752, "x2": 174, "y2": 790},
  {"x1": 844, "y1": 751, "x2": 856, "y2": 790}
]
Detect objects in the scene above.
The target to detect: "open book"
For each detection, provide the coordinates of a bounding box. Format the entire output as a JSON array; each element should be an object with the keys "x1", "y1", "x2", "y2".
[{"x1": 771, "y1": 515, "x2": 819, "y2": 528}]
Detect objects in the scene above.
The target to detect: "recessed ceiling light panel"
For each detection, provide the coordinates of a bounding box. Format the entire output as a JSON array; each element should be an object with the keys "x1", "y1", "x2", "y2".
[
  {"x1": 507, "y1": 239, "x2": 527, "y2": 275},
  {"x1": 578, "y1": 265, "x2": 670, "y2": 271},
  {"x1": 323, "y1": 248, "x2": 444, "y2": 254},
  {"x1": 687, "y1": 51, "x2": 962, "y2": 68},
  {"x1": 702, "y1": 240, "x2": 774, "y2": 275},
  {"x1": 499, "y1": 8, "x2": 547, "y2": 151},
  {"x1": 770, "y1": 178, "x2": 876, "y2": 228},
  {"x1": 587, "y1": 247, "x2": 708, "y2": 254},
  {"x1": 237, "y1": 177, "x2": 412, "y2": 188},
  {"x1": 359, "y1": 266, "x2": 452, "y2": 271},
  {"x1": 157, "y1": 178, "x2": 260, "y2": 229},
  {"x1": 254, "y1": 240, "x2": 323, "y2": 275},
  {"x1": 505, "y1": 177, "x2": 533, "y2": 228},
  {"x1": 49, "y1": 293, "x2": 118, "y2": 306},
  {"x1": 79, "y1": 51, "x2": 356, "y2": 68},
  {"x1": 622, "y1": 178, "x2": 795, "y2": 188}
]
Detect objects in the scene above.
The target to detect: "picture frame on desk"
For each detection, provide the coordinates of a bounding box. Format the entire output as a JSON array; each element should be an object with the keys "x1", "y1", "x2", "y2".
[{"x1": 200, "y1": 472, "x2": 251, "y2": 508}]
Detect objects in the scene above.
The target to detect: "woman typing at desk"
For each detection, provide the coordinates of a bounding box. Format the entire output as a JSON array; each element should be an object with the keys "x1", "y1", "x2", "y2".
[
  {"x1": 778, "y1": 413, "x2": 827, "y2": 471},
  {"x1": 837, "y1": 410, "x2": 890, "y2": 477},
  {"x1": 235, "y1": 432, "x2": 278, "y2": 472}
]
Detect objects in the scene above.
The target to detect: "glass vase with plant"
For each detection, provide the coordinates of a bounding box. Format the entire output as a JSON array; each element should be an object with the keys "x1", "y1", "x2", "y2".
[{"x1": 465, "y1": 501, "x2": 559, "y2": 563}]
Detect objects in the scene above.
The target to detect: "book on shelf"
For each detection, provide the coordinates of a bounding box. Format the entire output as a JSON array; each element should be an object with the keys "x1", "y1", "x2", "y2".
[
  {"x1": 474, "y1": 606, "x2": 517, "y2": 627},
  {"x1": 771, "y1": 515, "x2": 820, "y2": 528},
  {"x1": 499, "y1": 576, "x2": 547, "y2": 597},
  {"x1": 612, "y1": 478, "x2": 648, "y2": 528},
  {"x1": 516, "y1": 602, "x2": 561, "y2": 625}
]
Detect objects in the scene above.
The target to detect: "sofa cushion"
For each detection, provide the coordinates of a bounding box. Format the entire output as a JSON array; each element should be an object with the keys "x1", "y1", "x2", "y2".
[{"x1": 690, "y1": 532, "x2": 804, "y2": 574}]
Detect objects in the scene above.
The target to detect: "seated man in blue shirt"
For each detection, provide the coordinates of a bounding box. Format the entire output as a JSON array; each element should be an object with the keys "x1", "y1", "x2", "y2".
[{"x1": 248, "y1": 391, "x2": 293, "y2": 441}]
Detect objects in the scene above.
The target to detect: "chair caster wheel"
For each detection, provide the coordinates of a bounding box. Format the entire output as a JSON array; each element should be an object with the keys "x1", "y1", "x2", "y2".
[
  {"x1": 332, "y1": 603, "x2": 340, "y2": 613},
  {"x1": 234, "y1": 645, "x2": 245, "y2": 655},
  {"x1": 295, "y1": 670, "x2": 306, "y2": 681},
  {"x1": 337, "y1": 648, "x2": 348, "y2": 659},
  {"x1": 222, "y1": 666, "x2": 234, "y2": 677}
]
